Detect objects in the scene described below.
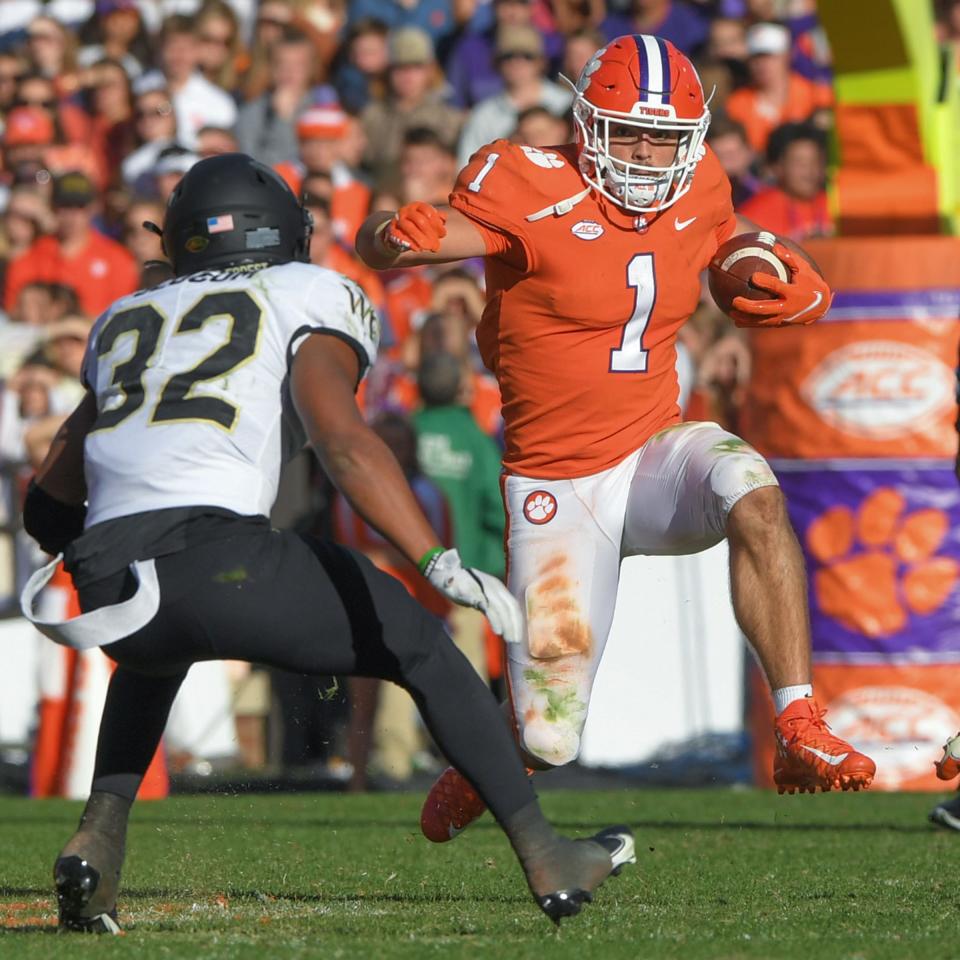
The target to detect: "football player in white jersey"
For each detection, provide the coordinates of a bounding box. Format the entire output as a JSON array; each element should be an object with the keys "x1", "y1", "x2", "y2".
[{"x1": 20, "y1": 155, "x2": 634, "y2": 932}]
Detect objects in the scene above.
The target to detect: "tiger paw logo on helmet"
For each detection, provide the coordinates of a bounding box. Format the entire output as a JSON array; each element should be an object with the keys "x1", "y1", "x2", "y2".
[
  {"x1": 806, "y1": 488, "x2": 959, "y2": 636},
  {"x1": 523, "y1": 491, "x2": 557, "y2": 525}
]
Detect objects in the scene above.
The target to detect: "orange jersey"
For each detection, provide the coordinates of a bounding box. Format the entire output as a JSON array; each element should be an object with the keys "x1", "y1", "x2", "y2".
[{"x1": 450, "y1": 140, "x2": 735, "y2": 478}]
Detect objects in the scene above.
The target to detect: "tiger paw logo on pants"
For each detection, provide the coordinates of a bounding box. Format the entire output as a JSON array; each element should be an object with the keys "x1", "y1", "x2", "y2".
[
  {"x1": 523, "y1": 491, "x2": 557, "y2": 525},
  {"x1": 806, "y1": 488, "x2": 959, "y2": 636}
]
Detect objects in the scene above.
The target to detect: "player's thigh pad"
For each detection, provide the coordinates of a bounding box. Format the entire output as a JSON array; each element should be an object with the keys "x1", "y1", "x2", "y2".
[
  {"x1": 502, "y1": 464, "x2": 630, "y2": 766},
  {"x1": 623, "y1": 421, "x2": 779, "y2": 556}
]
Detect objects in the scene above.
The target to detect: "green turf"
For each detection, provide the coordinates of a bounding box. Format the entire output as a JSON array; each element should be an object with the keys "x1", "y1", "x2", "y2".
[{"x1": 0, "y1": 788, "x2": 954, "y2": 958}]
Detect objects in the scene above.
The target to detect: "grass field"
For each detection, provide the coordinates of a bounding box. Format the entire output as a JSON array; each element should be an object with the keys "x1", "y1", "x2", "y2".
[{"x1": 0, "y1": 787, "x2": 955, "y2": 958}]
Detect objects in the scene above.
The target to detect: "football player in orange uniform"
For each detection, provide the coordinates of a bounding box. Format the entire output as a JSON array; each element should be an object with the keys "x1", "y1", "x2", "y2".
[{"x1": 358, "y1": 35, "x2": 877, "y2": 842}]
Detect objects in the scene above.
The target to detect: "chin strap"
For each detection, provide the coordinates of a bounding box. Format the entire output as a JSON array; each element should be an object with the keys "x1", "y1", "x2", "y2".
[{"x1": 524, "y1": 187, "x2": 592, "y2": 223}]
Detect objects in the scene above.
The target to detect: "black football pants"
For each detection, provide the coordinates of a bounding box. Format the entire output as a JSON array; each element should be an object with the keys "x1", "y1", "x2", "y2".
[{"x1": 78, "y1": 523, "x2": 534, "y2": 821}]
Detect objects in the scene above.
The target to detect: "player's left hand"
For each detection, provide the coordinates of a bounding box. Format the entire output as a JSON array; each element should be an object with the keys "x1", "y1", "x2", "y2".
[
  {"x1": 730, "y1": 242, "x2": 832, "y2": 328},
  {"x1": 424, "y1": 548, "x2": 523, "y2": 645}
]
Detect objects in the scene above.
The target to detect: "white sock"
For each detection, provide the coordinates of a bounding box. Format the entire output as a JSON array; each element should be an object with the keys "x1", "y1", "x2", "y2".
[{"x1": 773, "y1": 684, "x2": 813, "y2": 716}]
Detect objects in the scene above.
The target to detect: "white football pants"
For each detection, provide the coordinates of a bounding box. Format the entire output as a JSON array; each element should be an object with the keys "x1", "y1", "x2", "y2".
[{"x1": 502, "y1": 421, "x2": 779, "y2": 766}]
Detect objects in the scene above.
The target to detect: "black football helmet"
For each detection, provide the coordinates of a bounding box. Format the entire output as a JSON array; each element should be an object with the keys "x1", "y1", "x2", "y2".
[{"x1": 160, "y1": 153, "x2": 312, "y2": 276}]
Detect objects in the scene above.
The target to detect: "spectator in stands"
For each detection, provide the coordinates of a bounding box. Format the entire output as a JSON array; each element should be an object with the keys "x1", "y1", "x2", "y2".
[
  {"x1": 24, "y1": 16, "x2": 78, "y2": 84},
  {"x1": 360, "y1": 27, "x2": 462, "y2": 187},
  {"x1": 376, "y1": 309, "x2": 503, "y2": 437},
  {"x1": 601, "y1": 0, "x2": 711, "y2": 55},
  {"x1": 512, "y1": 104, "x2": 571, "y2": 148},
  {"x1": 149, "y1": 144, "x2": 200, "y2": 201},
  {"x1": 333, "y1": 17, "x2": 389, "y2": 114},
  {"x1": 196, "y1": 125, "x2": 239, "y2": 158},
  {"x1": 0, "y1": 107, "x2": 56, "y2": 202},
  {"x1": 738, "y1": 121, "x2": 831, "y2": 241},
  {"x1": 15, "y1": 71, "x2": 90, "y2": 145},
  {"x1": 561, "y1": 27, "x2": 605, "y2": 85},
  {"x1": 552, "y1": 0, "x2": 606, "y2": 35},
  {"x1": 84, "y1": 58, "x2": 137, "y2": 185},
  {"x1": 122, "y1": 80, "x2": 178, "y2": 186},
  {"x1": 236, "y1": 26, "x2": 320, "y2": 166},
  {"x1": 725, "y1": 21, "x2": 832, "y2": 154},
  {"x1": 457, "y1": 25, "x2": 571, "y2": 167},
  {"x1": 149, "y1": 15, "x2": 237, "y2": 149},
  {"x1": 706, "y1": 114, "x2": 761, "y2": 208},
  {"x1": 704, "y1": 16, "x2": 750, "y2": 88},
  {"x1": 289, "y1": 104, "x2": 372, "y2": 245},
  {"x1": 446, "y1": 0, "x2": 561, "y2": 110},
  {"x1": 345, "y1": 0, "x2": 458, "y2": 49},
  {"x1": 41, "y1": 315, "x2": 91, "y2": 401},
  {"x1": 195, "y1": 0, "x2": 247, "y2": 94},
  {"x1": 77, "y1": 0, "x2": 153, "y2": 79},
  {"x1": 1, "y1": 185, "x2": 53, "y2": 263},
  {"x1": 4, "y1": 171, "x2": 138, "y2": 317},
  {"x1": 0, "y1": 51, "x2": 26, "y2": 115},
  {"x1": 399, "y1": 127, "x2": 458, "y2": 206},
  {"x1": 241, "y1": 0, "x2": 296, "y2": 101}
]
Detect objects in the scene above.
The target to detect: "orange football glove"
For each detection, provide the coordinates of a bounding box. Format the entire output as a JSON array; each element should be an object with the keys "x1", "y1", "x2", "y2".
[
  {"x1": 380, "y1": 201, "x2": 447, "y2": 254},
  {"x1": 730, "y1": 242, "x2": 832, "y2": 328}
]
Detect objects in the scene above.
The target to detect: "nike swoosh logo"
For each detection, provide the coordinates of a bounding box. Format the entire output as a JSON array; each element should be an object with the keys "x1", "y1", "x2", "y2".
[
  {"x1": 783, "y1": 290, "x2": 824, "y2": 324},
  {"x1": 800, "y1": 744, "x2": 848, "y2": 765},
  {"x1": 674, "y1": 216, "x2": 697, "y2": 231}
]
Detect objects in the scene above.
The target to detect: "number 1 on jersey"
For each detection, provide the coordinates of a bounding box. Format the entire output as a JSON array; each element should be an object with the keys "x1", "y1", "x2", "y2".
[
  {"x1": 610, "y1": 254, "x2": 655, "y2": 373},
  {"x1": 467, "y1": 153, "x2": 500, "y2": 193}
]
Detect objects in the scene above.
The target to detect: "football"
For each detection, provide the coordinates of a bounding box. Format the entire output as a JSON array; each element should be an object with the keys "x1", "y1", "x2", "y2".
[{"x1": 708, "y1": 231, "x2": 790, "y2": 316}]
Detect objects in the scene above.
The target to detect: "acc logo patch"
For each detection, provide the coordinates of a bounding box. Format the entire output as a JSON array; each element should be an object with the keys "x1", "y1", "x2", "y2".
[
  {"x1": 571, "y1": 219, "x2": 604, "y2": 241},
  {"x1": 520, "y1": 145, "x2": 564, "y2": 169},
  {"x1": 523, "y1": 490, "x2": 557, "y2": 525},
  {"x1": 802, "y1": 340, "x2": 953, "y2": 440},
  {"x1": 185, "y1": 236, "x2": 209, "y2": 253}
]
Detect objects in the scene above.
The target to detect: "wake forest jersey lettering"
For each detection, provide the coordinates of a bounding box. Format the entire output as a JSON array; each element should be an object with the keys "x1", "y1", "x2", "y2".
[{"x1": 81, "y1": 262, "x2": 380, "y2": 526}]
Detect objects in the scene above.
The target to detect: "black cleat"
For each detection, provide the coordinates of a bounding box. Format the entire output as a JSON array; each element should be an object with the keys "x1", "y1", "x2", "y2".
[
  {"x1": 53, "y1": 790, "x2": 130, "y2": 935},
  {"x1": 537, "y1": 888, "x2": 592, "y2": 923},
  {"x1": 536, "y1": 825, "x2": 636, "y2": 926},
  {"x1": 55, "y1": 855, "x2": 121, "y2": 934}
]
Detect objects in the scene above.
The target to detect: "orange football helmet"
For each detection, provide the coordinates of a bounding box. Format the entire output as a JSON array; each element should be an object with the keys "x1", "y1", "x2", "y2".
[{"x1": 570, "y1": 35, "x2": 711, "y2": 214}]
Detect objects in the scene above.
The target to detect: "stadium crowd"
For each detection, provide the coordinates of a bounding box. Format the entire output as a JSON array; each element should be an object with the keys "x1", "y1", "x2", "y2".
[{"x1": 0, "y1": 0, "x2": 947, "y2": 791}]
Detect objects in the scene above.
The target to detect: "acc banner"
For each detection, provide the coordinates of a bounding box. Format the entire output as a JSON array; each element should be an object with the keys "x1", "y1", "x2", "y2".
[{"x1": 742, "y1": 236, "x2": 960, "y2": 460}]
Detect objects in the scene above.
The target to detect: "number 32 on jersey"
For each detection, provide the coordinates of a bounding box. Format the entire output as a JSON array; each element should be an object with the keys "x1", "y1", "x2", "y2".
[{"x1": 91, "y1": 289, "x2": 262, "y2": 434}]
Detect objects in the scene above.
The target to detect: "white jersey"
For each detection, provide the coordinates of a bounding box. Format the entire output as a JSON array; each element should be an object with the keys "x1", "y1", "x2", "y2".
[{"x1": 81, "y1": 261, "x2": 379, "y2": 527}]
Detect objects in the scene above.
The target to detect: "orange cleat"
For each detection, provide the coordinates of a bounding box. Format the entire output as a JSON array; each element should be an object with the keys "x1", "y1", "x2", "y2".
[
  {"x1": 774, "y1": 697, "x2": 876, "y2": 794},
  {"x1": 420, "y1": 766, "x2": 488, "y2": 843},
  {"x1": 934, "y1": 732, "x2": 960, "y2": 781}
]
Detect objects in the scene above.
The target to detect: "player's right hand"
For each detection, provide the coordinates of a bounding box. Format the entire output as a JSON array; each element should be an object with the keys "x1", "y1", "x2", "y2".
[
  {"x1": 423, "y1": 548, "x2": 523, "y2": 645},
  {"x1": 380, "y1": 202, "x2": 447, "y2": 254}
]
